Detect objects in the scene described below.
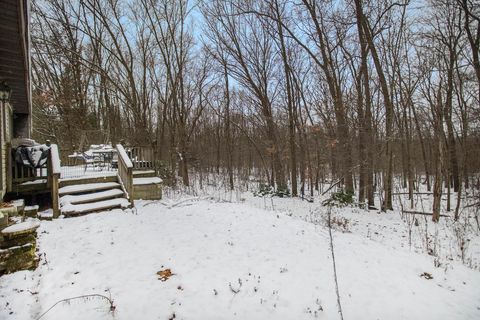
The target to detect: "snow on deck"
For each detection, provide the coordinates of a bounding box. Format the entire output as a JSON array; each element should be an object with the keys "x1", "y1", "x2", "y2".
[
  {"x1": 59, "y1": 171, "x2": 117, "y2": 182},
  {"x1": 20, "y1": 179, "x2": 47, "y2": 185},
  {"x1": 0, "y1": 198, "x2": 479, "y2": 319},
  {"x1": 60, "y1": 165, "x2": 118, "y2": 180}
]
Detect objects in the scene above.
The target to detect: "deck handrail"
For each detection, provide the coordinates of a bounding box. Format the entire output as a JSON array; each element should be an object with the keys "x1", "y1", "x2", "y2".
[
  {"x1": 116, "y1": 144, "x2": 134, "y2": 205},
  {"x1": 47, "y1": 144, "x2": 61, "y2": 218},
  {"x1": 49, "y1": 144, "x2": 61, "y2": 175},
  {"x1": 127, "y1": 145, "x2": 157, "y2": 171}
]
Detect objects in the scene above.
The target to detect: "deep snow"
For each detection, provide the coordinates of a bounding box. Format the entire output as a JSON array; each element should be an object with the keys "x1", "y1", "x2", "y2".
[{"x1": 0, "y1": 195, "x2": 479, "y2": 319}]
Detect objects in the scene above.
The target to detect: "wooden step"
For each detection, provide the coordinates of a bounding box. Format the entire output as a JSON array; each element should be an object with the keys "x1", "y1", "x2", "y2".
[
  {"x1": 24, "y1": 205, "x2": 39, "y2": 218},
  {"x1": 1, "y1": 220, "x2": 40, "y2": 238},
  {"x1": 60, "y1": 189, "x2": 125, "y2": 206},
  {"x1": 132, "y1": 170, "x2": 157, "y2": 178},
  {"x1": 59, "y1": 173, "x2": 118, "y2": 187},
  {"x1": 59, "y1": 182, "x2": 121, "y2": 196},
  {"x1": 61, "y1": 198, "x2": 131, "y2": 216},
  {"x1": 37, "y1": 209, "x2": 53, "y2": 221},
  {"x1": 133, "y1": 177, "x2": 162, "y2": 185},
  {"x1": 133, "y1": 177, "x2": 162, "y2": 200}
]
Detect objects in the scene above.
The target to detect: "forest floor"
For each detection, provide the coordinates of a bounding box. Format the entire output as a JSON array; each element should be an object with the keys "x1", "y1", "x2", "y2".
[{"x1": 1, "y1": 188, "x2": 480, "y2": 319}]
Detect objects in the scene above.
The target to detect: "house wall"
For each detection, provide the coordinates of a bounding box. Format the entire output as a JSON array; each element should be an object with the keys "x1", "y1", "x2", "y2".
[
  {"x1": 13, "y1": 113, "x2": 30, "y2": 138},
  {"x1": 1, "y1": 102, "x2": 13, "y2": 200},
  {"x1": 0, "y1": 0, "x2": 32, "y2": 116},
  {"x1": 1, "y1": 0, "x2": 31, "y2": 201}
]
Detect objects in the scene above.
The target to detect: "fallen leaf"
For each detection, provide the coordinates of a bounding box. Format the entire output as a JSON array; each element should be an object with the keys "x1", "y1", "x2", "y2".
[
  {"x1": 157, "y1": 268, "x2": 174, "y2": 281},
  {"x1": 420, "y1": 272, "x2": 433, "y2": 280}
]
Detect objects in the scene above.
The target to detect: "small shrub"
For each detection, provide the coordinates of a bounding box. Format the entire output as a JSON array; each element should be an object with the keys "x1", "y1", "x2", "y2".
[
  {"x1": 275, "y1": 185, "x2": 290, "y2": 198},
  {"x1": 156, "y1": 161, "x2": 175, "y2": 186},
  {"x1": 253, "y1": 184, "x2": 290, "y2": 197},
  {"x1": 322, "y1": 190, "x2": 354, "y2": 207},
  {"x1": 254, "y1": 183, "x2": 274, "y2": 197}
]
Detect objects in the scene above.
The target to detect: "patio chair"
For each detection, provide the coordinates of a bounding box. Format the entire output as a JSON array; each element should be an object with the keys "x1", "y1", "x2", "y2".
[{"x1": 80, "y1": 152, "x2": 102, "y2": 172}]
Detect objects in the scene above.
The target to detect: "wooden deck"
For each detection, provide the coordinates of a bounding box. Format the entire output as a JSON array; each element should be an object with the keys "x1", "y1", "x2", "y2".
[{"x1": 8, "y1": 143, "x2": 161, "y2": 217}]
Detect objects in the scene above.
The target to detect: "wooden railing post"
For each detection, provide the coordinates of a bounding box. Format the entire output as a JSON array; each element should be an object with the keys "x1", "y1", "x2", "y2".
[
  {"x1": 51, "y1": 173, "x2": 60, "y2": 218},
  {"x1": 152, "y1": 140, "x2": 159, "y2": 174},
  {"x1": 48, "y1": 144, "x2": 61, "y2": 218},
  {"x1": 116, "y1": 144, "x2": 134, "y2": 206},
  {"x1": 6, "y1": 142, "x2": 12, "y2": 192}
]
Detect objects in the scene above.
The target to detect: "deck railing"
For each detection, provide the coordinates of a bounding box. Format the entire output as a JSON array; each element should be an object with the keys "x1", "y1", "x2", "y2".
[
  {"x1": 9, "y1": 145, "x2": 49, "y2": 185},
  {"x1": 116, "y1": 144, "x2": 134, "y2": 206},
  {"x1": 7, "y1": 142, "x2": 61, "y2": 217},
  {"x1": 7, "y1": 143, "x2": 49, "y2": 193},
  {"x1": 128, "y1": 145, "x2": 156, "y2": 171},
  {"x1": 47, "y1": 144, "x2": 61, "y2": 218},
  {"x1": 60, "y1": 153, "x2": 116, "y2": 179}
]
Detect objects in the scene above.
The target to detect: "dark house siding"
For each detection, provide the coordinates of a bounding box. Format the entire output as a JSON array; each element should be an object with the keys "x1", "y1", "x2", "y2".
[
  {"x1": 1, "y1": 0, "x2": 31, "y2": 199},
  {"x1": 0, "y1": 0, "x2": 31, "y2": 119}
]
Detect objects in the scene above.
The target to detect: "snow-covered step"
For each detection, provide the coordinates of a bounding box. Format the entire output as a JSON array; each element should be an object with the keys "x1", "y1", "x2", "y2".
[
  {"x1": 37, "y1": 209, "x2": 53, "y2": 221},
  {"x1": 61, "y1": 198, "x2": 130, "y2": 216},
  {"x1": 133, "y1": 177, "x2": 162, "y2": 200},
  {"x1": 133, "y1": 170, "x2": 157, "y2": 178},
  {"x1": 133, "y1": 177, "x2": 162, "y2": 185},
  {"x1": 60, "y1": 189, "x2": 125, "y2": 206},
  {"x1": 59, "y1": 182, "x2": 121, "y2": 196},
  {"x1": 1, "y1": 220, "x2": 40, "y2": 238},
  {"x1": 59, "y1": 173, "x2": 118, "y2": 188},
  {"x1": 24, "y1": 205, "x2": 39, "y2": 218}
]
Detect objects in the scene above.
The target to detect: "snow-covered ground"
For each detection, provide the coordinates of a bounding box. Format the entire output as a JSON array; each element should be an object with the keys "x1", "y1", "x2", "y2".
[{"x1": 1, "y1": 192, "x2": 479, "y2": 319}]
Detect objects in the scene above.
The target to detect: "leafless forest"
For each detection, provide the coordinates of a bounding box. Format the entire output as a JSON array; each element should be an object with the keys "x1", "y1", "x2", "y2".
[{"x1": 30, "y1": 0, "x2": 480, "y2": 220}]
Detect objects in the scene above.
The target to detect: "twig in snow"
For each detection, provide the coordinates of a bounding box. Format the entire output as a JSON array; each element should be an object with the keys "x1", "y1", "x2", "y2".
[
  {"x1": 147, "y1": 196, "x2": 210, "y2": 209},
  {"x1": 402, "y1": 210, "x2": 449, "y2": 217},
  {"x1": 229, "y1": 278, "x2": 242, "y2": 294},
  {"x1": 36, "y1": 293, "x2": 116, "y2": 320},
  {"x1": 327, "y1": 206, "x2": 344, "y2": 320}
]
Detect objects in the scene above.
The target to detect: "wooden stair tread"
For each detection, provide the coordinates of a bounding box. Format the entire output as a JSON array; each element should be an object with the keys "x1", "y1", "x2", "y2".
[
  {"x1": 58, "y1": 182, "x2": 121, "y2": 196},
  {"x1": 133, "y1": 170, "x2": 155, "y2": 175},
  {"x1": 60, "y1": 189, "x2": 125, "y2": 206},
  {"x1": 59, "y1": 174, "x2": 118, "y2": 188},
  {"x1": 133, "y1": 177, "x2": 163, "y2": 185},
  {"x1": 61, "y1": 198, "x2": 130, "y2": 216},
  {"x1": 59, "y1": 172, "x2": 118, "y2": 182},
  {"x1": 132, "y1": 170, "x2": 157, "y2": 178}
]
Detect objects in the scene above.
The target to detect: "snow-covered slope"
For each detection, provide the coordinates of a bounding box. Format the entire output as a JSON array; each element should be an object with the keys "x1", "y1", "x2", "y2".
[{"x1": 0, "y1": 198, "x2": 479, "y2": 319}]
